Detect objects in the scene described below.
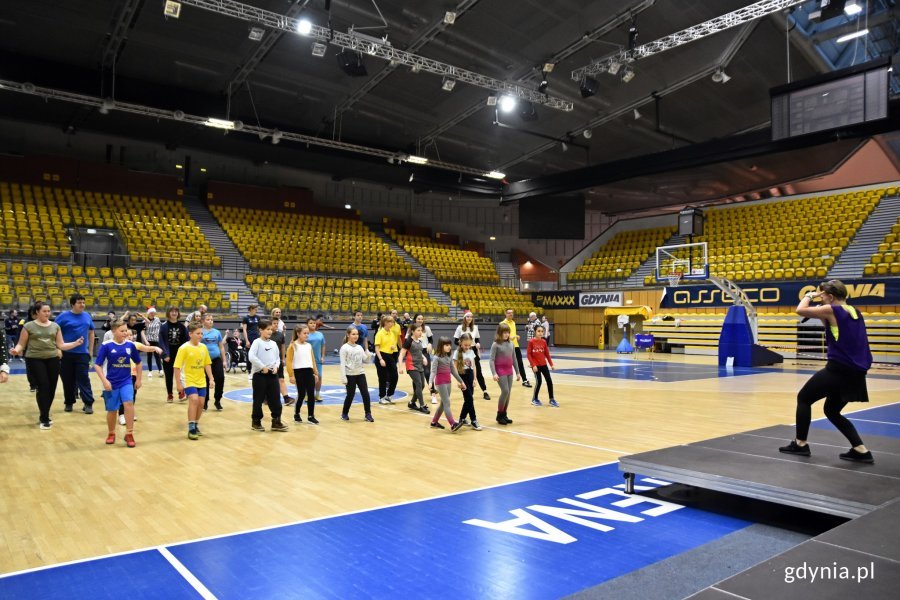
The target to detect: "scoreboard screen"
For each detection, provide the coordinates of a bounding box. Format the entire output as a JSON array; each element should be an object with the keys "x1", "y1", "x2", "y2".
[{"x1": 771, "y1": 59, "x2": 889, "y2": 141}]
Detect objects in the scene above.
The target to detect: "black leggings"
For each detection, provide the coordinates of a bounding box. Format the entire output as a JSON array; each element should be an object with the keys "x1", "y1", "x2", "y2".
[
  {"x1": 376, "y1": 352, "x2": 399, "y2": 398},
  {"x1": 163, "y1": 358, "x2": 176, "y2": 395},
  {"x1": 146, "y1": 342, "x2": 162, "y2": 371},
  {"x1": 343, "y1": 374, "x2": 371, "y2": 416},
  {"x1": 796, "y1": 366, "x2": 864, "y2": 448},
  {"x1": 514, "y1": 347, "x2": 529, "y2": 383},
  {"x1": 294, "y1": 367, "x2": 316, "y2": 417},
  {"x1": 473, "y1": 353, "x2": 487, "y2": 392},
  {"x1": 26, "y1": 356, "x2": 60, "y2": 425},
  {"x1": 458, "y1": 369, "x2": 477, "y2": 422},
  {"x1": 205, "y1": 356, "x2": 225, "y2": 406},
  {"x1": 533, "y1": 365, "x2": 554, "y2": 399}
]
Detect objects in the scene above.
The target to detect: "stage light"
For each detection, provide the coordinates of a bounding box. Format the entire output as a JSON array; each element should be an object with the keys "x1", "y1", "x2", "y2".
[
  {"x1": 98, "y1": 98, "x2": 115, "y2": 115},
  {"x1": 486, "y1": 96, "x2": 498, "y2": 106},
  {"x1": 711, "y1": 69, "x2": 731, "y2": 83},
  {"x1": 336, "y1": 50, "x2": 367, "y2": 76},
  {"x1": 837, "y1": 29, "x2": 869, "y2": 43},
  {"x1": 633, "y1": 108, "x2": 642, "y2": 120},
  {"x1": 538, "y1": 79, "x2": 548, "y2": 93},
  {"x1": 561, "y1": 141, "x2": 569, "y2": 152},
  {"x1": 163, "y1": 1, "x2": 181, "y2": 18},
  {"x1": 499, "y1": 96, "x2": 517, "y2": 113},
  {"x1": 583, "y1": 129, "x2": 593, "y2": 139},
  {"x1": 628, "y1": 24, "x2": 639, "y2": 50},
  {"x1": 296, "y1": 19, "x2": 312, "y2": 35},
  {"x1": 844, "y1": 2, "x2": 863, "y2": 16},
  {"x1": 608, "y1": 61, "x2": 621, "y2": 75},
  {"x1": 441, "y1": 77, "x2": 456, "y2": 91},
  {"x1": 408, "y1": 155, "x2": 429, "y2": 165},
  {"x1": 312, "y1": 42, "x2": 327, "y2": 57},
  {"x1": 621, "y1": 67, "x2": 635, "y2": 83},
  {"x1": 518, "y1": 102, "x2": 538, "y2": 121},
  {"x1": 489, "y1": 236, "x2": 496, "y2": 241},
  {"x1": 249, "y1": 27, "x2": 264, "y2": 41},
  {"x1": 345, "y1": 204, "x2": 352, "y2": 209},
  {"x1": 175, "y1": 165, "x2": 183, "y2": 170},
  {"x1": 444, "y1": 11, "x2": 456, "y2": 25},
  {"x1": 200, "y1": 167, "x2": 207, "y2": 173},
  {"x1": 271, "y1": 129, "x2": 282, "y2": 144},
  {"x1": 579, "y1": 76, "x2": 598, "y2": 98},
  {"x1": 204, "y1": 118, "x2": 235, "y2": 130},
  {"x1": 484, "y1": 171, "x2": 506, "y2": 179}
]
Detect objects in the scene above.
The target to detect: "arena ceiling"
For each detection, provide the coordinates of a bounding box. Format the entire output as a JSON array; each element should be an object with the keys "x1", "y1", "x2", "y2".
[{"x1": 0, "y1": 0, "x2": 896, "y2": 207}]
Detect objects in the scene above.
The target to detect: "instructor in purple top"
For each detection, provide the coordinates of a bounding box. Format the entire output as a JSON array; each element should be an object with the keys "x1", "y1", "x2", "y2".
[{"x1": 779, "y1": 280, "x2": 874, "y2": 463}]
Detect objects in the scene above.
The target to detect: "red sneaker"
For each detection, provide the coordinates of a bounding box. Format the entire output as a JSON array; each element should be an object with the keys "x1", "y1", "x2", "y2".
[
  {"x1": 178, "y1": 390, "x2": 186, "y2": 401},
  {"x1": 124, "y1": 433, "x2": 136, "y2": 448},
  {"x1": 167, "y1": 394, "x2": 173, "y2": 403},
  {"x1": 105, "y1": 433, "x2": 115, "y2": 445}
]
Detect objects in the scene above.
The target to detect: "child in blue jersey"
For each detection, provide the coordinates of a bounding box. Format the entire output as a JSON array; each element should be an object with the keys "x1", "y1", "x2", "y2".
[
  {"x1": 95, "y1": 320, "x2": 142, "y2": 448},
  {"x1": 306, "y1": 317, "x2": 326, "y2": 401}
]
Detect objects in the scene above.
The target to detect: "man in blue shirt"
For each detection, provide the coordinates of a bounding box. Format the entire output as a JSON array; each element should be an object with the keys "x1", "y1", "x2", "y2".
[
  {"x1": 56, "y1": 293, "x2": 96, "y2": 413},
  {"x1": 352, "y1": 310, "x2": 369, "y2": 348}
]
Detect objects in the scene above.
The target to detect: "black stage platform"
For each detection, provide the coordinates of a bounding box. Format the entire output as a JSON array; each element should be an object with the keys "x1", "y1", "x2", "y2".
[{"x1": 619, "y1": 425, "x2": 900, "y2": 518}]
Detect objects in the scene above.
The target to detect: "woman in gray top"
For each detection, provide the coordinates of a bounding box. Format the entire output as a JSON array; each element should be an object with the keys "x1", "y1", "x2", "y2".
[{"x1": 12, "y1": 301, "x2": 84, "y2": 429}]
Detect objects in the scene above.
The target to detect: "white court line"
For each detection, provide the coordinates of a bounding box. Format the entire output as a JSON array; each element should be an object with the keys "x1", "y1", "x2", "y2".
[
  {"x1": 0, "y1": 460, "x2": 617, "y2": 579},
  {"x1": 157, "y1": 547, "x2": 217, "y2": 600},
  {"x1": 379, "y1": 404, "x2": 631, "y2": 454},
  {"x1": 850, "y1": 418, "x2": 900, "y2": 426}
]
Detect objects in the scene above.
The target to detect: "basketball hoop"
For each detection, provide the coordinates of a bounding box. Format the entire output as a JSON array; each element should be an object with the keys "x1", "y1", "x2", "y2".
[{"x1": 667, "y1": 271, "x2": 683, "y2": 287}]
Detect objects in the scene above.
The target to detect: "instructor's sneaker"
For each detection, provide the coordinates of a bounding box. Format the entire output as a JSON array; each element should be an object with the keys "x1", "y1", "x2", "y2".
[
  {"x1": 482, "y1": 392, "x2": 491, "y2": 400},
  {"x1": 379, "y1": 397, "x2": 390, "y2": 405},
  {"x1": 385, "y1": 396, "x2": 394, "y2": 404},
  {"x1": 214, "y1": 401, "x2": 223, "y2": 411},
  {"x1": 341, "y1": 414, "x2": 349, "y2": 421},
  {"x1": 271, "y1": 420, "x2": 289, "y2": 432},
  {"x1": 459, "y1": 418, "x2": 469, "y2": 426},
  {"x1": 293, "y1": 413, "x2": 302, "y2": 423},
  {"x1": 531, "y1": 398, "x2": 542, "y2": 407},
  {"x1": 779, "y1": 440, "x2": 811, "y2": 456},
  {"x1": 307, "y1": 416, "x2": 319, "y2": 425},
  {"x1": 167, "y1": 394, "x2": 174, "y2": 403},
  {"x1": 64, "y1": 405, "x2": 73, "y2": 412},
  {"x1": 548, "y1": 399, "x2": 559, "y2": 408},
  {"x1": 839, "y1": 448, "x2": 874, "y2": 463}
]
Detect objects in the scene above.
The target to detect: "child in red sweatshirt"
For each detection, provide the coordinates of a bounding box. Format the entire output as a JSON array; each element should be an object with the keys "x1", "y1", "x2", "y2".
[{"x1": 527, "y1": 324, "x2": 557, "y2": 407}]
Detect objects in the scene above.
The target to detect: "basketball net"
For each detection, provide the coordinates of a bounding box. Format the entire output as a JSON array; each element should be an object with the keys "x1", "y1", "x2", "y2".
[{"x1": 667, "y1": 271, "x2": 683, "y2": 287}]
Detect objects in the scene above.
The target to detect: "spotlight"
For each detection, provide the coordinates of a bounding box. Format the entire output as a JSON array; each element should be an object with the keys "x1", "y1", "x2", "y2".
[
  {"x1": 296, "y1": 19, "x2": 313, "y2": 35},
  {"x1": 498, "y1": 96, "x2": 517, "y2": 113},
  {"x1": 538, "y1": 79, "x2": 548, "y2": 93},
  {"x1": 98, "y1": 98, "x2": 115, "y2": 115},
  {"x1": 163, "y1": 1, "x2": 181, "y2": 18},
  {"x1": 409, "y1": 173, "x2": 415, "y2": 182},
  {"x1": 633, "y1": 108, "x2": 642, "y2": 120},
  {"x1": 579, "y1": 76, "x2": 598, "y2": 98},
  {"x1": 344, "y1": 204, "x2": 352, "y2": 209},
  {"x1": 271, "y1": 129, "x2": 282, "y2": 144},
  {"x1": 583, "y1": 129, "x2": 592, "y2": 139},
  {"x1": 408, "y1": 155, "x2": 429, "y2": 165},
  {"x1": 173, "y1": 110, "x2": 185, "y2": 120},
  {"x1": 444, "y1": 11, "x2": 456, "y2": 25},
  {"x1": 711, "y1": 69, "x2": 731, "y2": 83},
  {"x1": 204, "y1": 118, "x2": 235, "y2": 130},
  {"x1": 249, "y1": 27, "x2": 264, "y2": 41},
  {"x1": 489, "y1": 236, "x2": 496, "y2": 241},
  {"x1": 628, "y1": 24, "x2": 639, "y2": 51},
  {"x1": 561, "y1": 141, "x2": 569, "y2": 152},
  {"x1": 608, "y1": 61, "x2": 621, "y2": 75},
  {"x1": 486, "y1": 96, "x2": 498, "y2": 106},
  {"x1": 312, "y1": 42, "x2": 327, "y2": 57},
  {"x1": 621, "y1": 67, "x2": 635, "y2": 83},
  {"x1": 484, "y1": 171, "x2": 506, "y2": 179},
  {"x1": 441, "y1": 77, "x2": 456, "y2": 91},
  {"x1": 542, "y1": 63, "x2": 555, "y2": 73},
  {"x1": 844, "y1": 1, "x2": 863, "y2": 15},
  {"x1": 336, "y1": 50, "x2": 367, "y2": 76},
  {"x1": 410, "y1": 64, "x2": 421, "y2": 73},
  {"x1": 518, "y1": 102, "x2": 538, "y2": 122}
]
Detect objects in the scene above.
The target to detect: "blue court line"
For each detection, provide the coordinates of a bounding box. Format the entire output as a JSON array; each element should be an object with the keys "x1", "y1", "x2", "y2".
[{"x1": 0, "y1": 464, "x2": 750, "y2": 599}]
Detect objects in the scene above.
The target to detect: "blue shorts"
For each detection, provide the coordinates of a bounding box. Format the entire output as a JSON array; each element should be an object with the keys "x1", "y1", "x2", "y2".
[
  {"x1": 184, "y1": 386, "x2": 207, "y2": 397},
  {"x1": 102, "y1": 384, "x2": 135, "y2": 411}
]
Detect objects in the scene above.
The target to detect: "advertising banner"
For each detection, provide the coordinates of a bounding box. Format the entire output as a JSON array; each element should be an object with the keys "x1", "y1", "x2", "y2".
[
  {"x1": 532, "y1": 291, "x2": 579, "y2": 309},
  {"x1": 658, "y1": 279, "x2": 898, "y2": 309}
]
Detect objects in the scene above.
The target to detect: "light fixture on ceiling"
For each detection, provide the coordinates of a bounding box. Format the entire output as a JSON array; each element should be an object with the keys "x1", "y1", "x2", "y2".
[
  {"x1": 98, "y1": 98, "x2": 115, "y2": 115},
  {"x1": 86, "y1": 228, "x2": 97, "y2": 234},
  {"x1": 336, "y1": 50, "x2": 367, "y2": 76},
  {"x1": 608, "y1": 61, "x2": 621, "y2": 76},
  {"x1": 200, "y1": 167, "x2": 207, "y2": 173},
  {"x1": 271, "y1": 129, "x2": 282, "y2": 145},
  {"x1": 486, "y1": 96, "x2": 498, "y2": 106},
  {"x1": 408, "y1": 173, "x2": 415, "y2": 182},
  {"x1": 204, "y1": 117, "x2": 236, "y2": 130},
  {"x1": 175, "y1": 164, "x2": 183, "y2": 169},
  {"x1": 633, "y1": 108, "x2": 642, "y2": 120},
  {"x1": 489, "y1": 236, "x2": 496, "y2": 241},
  {"x1": 538, "y1": 62, "x2": 554, "y2": 93},
  {"x1": 344, "y1": 204, "x2": 352, "y2": 209},
  {"x1": 163, "y1": 0, "x2": 181, "y2": 18},
  {"x1": 538, "y1": 78, "x2": 548, "y2": 93},
  {"x1": 444, "y1": 11, "x2": 456, "y2": 25},
  {"x1": 579, "y1": 76, "x2": 598, "y2": 98},
  {"x1": 312, "y1": 42, "x2": 327, "y2": 57},
  {"x1": 518, "y1": 101, "x2": 538, "y2": 121},
  {"x1": 560, "y1": 141, "x2": 569, "y2": 152},
  {"x1": 711, "y1": 68, "x2": 731, "y2": 83},
  {"x1": 621, "y1": 67, "x2": 635, "y2": 83},
  {"x1": 249, "y1": 27, "x2": 264, "y2": 41},
  {"x1": 296, "y1": 19, "x2": 313, "y2": 35},
  {"x1": 836, "y1": 29, "x2": 869, "y2": 43},
  {"x1": 484, "y1": 171, "x2": 506, "y2": 179},
  {"x1": 441, "y1": 77, "x2": 456, "y2": 91},
  {"x1": 583, "y1": 129, "x2": 593, "y2": 139},
  {"x1": 407, "y1": 155, "x2": 429, "y2": 165},
  {"x1": 844, "y1": 1, "x2": 863, "y2": 16},
  {"x1": 628, "y1": 22, "x2": 639, "y2": 51},
  {"x1": 498, "y1": 96, "x2": 517, "y2": 113}
]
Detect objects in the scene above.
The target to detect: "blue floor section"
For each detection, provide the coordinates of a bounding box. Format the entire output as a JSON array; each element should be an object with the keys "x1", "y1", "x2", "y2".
[
  {"x1": 0, "y1": 550, "x2": 201, "y2": 600},
  {"x1": 811, "y1": 403, "x2": 900, "y2": 439},
  {"x1": 555, "y1": 363, "x2": 767, "y2": 382},
  {"x1": 0, "y1": 465, "x2": 750, "y2": 599}
]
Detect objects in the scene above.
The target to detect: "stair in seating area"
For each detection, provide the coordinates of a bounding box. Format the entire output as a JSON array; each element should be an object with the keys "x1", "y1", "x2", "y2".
[
  {"x1": 369, "y1": 226, "x2": 442, "y2": 290},
  {"x1": 828, "y1": 195, "x2": 900, "y2": 279},
  {"x1": 181, "y1": 196, "x2": 250, "y2": 279},
  {"x1": 211, "y1": 278, "x2": 258, "y2": 317}
]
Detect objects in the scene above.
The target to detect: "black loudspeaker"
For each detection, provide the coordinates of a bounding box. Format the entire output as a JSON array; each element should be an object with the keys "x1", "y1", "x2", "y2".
[
  {"x1": 518, "y1": 102, "x2": 538, "y2": 121},
  {"x1": 580, "y1": 76, "x2": 598, "y2": 98},
  {"x1": 336, "y1": 51, "x2": 367, "y2": 77},
  {"x1": 678, "y1": 208, "x2": 703, "y2": 236}
]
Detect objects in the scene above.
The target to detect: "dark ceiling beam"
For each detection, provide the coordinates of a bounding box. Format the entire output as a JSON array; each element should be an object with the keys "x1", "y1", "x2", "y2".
[
  {"x1": 100, "y1": 0, "x2": 145, "y2": 69},
  {"x1": 501, "y1": 20, "x2": 759, "y2": 172},
  {"x1": 333, "y1": 0, "x2": 482, "y2": 116},
  {"x1": 418, "y1": 0, "x2": 658, "y2": 146},
  {"x1": 226, "y1": 0, "x2": 311, "y2": 95},
  {"x1": 810, "y1": 9, "x2": 895, "y2": 43}
]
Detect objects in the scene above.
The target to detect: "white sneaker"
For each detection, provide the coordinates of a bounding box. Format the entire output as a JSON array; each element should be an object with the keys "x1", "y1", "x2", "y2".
[
  {"x1": 118, "y1": 414, "x2": 126, "y2": 425},
  {"x1": 386, "y1": 396, "x2": 394, "y2": 404},
  {"x1": 378, "y1": 397, "x2": 390, "y2": 405},
  {"x1": 158, "y1": 370, "x2": 163, "y2": 377},
  {"x1": 39, "y1": 422, "x2": 52, "y2": 430},
  {"x1": 431, "y1": 394, "x2": 438, "y2": 404},
  {"x1": 148, "y1": 372, "x2": 153, "y2": 378},
  {"x1": 133, "y1": 414, "x2": 138, "y2": 421}
]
